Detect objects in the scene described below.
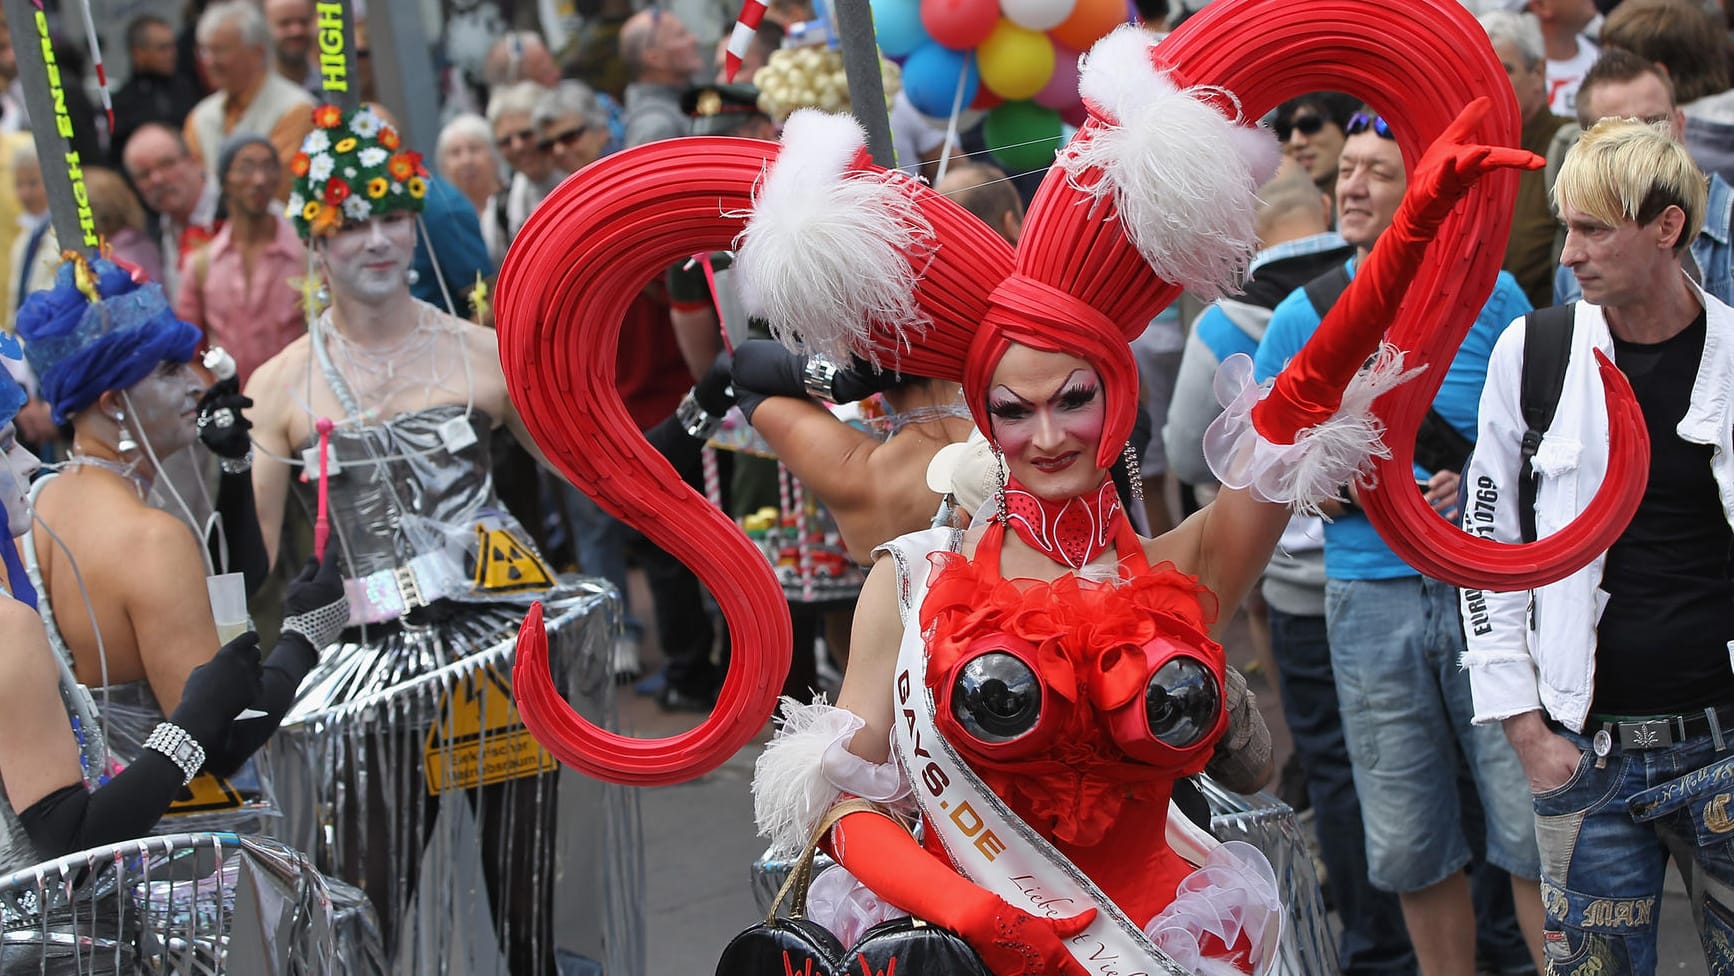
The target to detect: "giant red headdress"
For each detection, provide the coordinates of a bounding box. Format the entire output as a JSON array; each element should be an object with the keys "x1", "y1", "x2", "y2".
[{"x1": 497, "y1": 0, "x2": 1647, "y2": 786}]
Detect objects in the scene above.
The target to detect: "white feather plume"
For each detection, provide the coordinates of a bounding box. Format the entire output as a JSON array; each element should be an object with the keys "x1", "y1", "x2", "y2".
[
  {"x1": 752, "y1": 695, "x2": 860, "y2": 859},
  {"x1": 734, "y1": 109, "x2": 935, "y2": 365},
  {"x1": 1061, "y1": 24, "x2": 1281, "y2": 301},
  {"x1": 1275, "y1": 344, "x2": 1425, "y2": 517}
]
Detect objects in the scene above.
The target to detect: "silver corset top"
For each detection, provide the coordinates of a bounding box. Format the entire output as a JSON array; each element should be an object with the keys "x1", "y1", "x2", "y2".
[{"x1": 291, "y1": 406, "x2": 558, "y2": 624}]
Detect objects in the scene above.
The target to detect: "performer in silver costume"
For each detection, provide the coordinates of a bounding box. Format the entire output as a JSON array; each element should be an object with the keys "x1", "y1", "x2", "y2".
[
  {"x1": 0, "y1": 294, "x2": 383, "y2": 973},
  {"x1": 13, "y1": 254, "x2": 350, "y2": 839},
  {"x1": 247, "y1": 104, "x2": 638, "y2": 975}
]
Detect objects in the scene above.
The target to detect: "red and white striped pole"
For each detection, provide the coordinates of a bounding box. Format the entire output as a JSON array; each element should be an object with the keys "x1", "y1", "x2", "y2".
[{"x1": 723, "y1": 0, "x2": 770, "y2": 82}]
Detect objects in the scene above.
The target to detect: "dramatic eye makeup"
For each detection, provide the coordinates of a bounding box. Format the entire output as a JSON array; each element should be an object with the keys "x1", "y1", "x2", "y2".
[
  {"x1": 986, "y1": 393, "x2": 1031, "y2": 420},
  {"x1": 1057, "y1": 381, "x2": 1099, "y2": 410},
  {"x1": 988, "y1": 370, "x2": 1098, "y2": 419}
]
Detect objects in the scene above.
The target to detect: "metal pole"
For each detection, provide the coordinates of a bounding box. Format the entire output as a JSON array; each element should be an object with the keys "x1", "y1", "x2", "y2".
[
  {"x1": 311, "y1": 0, "x2": 361, "y2": 112},
  {"x1": 2, "y1": 0, "x2": 96, "y2": 255},
  {"x1": 832, "y1": 0, "x2": 895, "y2": 169},
  {"x1": 367, "y1": 0, "x2": 441, "y2": 155}
]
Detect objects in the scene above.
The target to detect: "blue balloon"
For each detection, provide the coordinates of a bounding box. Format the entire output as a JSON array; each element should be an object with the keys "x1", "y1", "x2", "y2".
[
  {"x1": 871, "y1": 0, "x2": 930, "y2": 57},
  {"x1": 901, "y1": 43, "x2": 978, "y2": 118}
]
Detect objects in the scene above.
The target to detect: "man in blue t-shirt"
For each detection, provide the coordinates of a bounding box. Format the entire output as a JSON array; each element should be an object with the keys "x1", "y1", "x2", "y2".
[{"x1": 1255, "y1": 111, "x2": 1546, "y2": 975}]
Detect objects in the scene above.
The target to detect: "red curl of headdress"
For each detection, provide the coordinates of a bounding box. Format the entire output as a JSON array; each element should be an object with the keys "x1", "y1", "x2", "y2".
[{"x1": 498, "y1": 0, "x2": 1645, "y2": 787}]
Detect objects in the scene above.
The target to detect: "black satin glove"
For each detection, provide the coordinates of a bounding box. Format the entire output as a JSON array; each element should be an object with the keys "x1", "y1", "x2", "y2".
[
  {"x1": 195, "y1": 377, "x2": 254, "y2": 460},
  {"x1": 171, "y1": 632, "x2": 264, "y2": 752},
  {"x1": 204, "y1": 552, "x2": 348, "y2": 777},
  {"x1": 731, "y1": 339, "x2": 906, "y2": 421},
  {"x1": 693, "y1": 351, "x2": 735, "y2": 417}
]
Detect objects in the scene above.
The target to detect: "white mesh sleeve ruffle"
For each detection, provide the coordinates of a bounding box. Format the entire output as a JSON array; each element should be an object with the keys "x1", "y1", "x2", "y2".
[
  {"x1": 1143, "y1": 841, "x2": 1283, "y2": 975},
  {"x1": 1203, "y1": 349, "x2": 1424, "y2": 517},
  {"x1": 806, "y1": 863, "x2": 912, "y2": 947},
  {"x1": 752, "y1": 697, "x2": 913, "y2": 859}
]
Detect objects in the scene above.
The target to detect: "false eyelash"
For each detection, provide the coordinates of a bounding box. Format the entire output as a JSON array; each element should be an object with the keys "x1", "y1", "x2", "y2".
[{"x1": 1058, "y1": 385, "x2": 1100, "y2": 408}]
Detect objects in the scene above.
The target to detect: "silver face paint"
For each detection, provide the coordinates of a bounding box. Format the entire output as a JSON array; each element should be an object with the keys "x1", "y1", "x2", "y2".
[
  {"x1": 321, "y1": 213, "x2": 417, "y2": 306},
  {"x1": 121, "y1": 362, "x2": 203, "y2": 459},
  {"x1": 0, "y1": 422, "x2": 38, "y2": 535}
]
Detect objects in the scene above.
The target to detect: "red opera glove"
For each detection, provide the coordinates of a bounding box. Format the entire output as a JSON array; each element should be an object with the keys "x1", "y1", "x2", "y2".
[
  {"x1": 1254, "y1": 97, "x2": 1542, "y2": 444},
  {"x1": 825, "y1": 810, "x2": 1096, "y2": 975}
]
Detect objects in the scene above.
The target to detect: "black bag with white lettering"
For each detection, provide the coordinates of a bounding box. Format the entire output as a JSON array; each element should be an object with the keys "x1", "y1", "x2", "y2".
[{"x1": 715, "y1": 801, "x2": 991, "y2": 976}]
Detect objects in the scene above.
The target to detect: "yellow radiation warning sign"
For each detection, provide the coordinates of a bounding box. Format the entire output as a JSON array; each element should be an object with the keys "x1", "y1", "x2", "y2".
[
  {"x1": 168, "y1": 772, "x2": 244, "y2": 813},
  {"x1": 471, "y1": 525, "x2": 555, "y2": 593},
  {"x1": 424, "y1": 664, "x2": 558, "y2": 795}
]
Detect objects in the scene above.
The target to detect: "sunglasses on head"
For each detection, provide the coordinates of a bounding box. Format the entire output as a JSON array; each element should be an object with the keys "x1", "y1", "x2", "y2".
[
  {"x1": 1346, "y1": 113, "x2": 1394, "y2": 139},
  {"x1": 538, "y1": 127, "x2": 588, "y2": 153},
  {"x1": 1275, "y1": 114, "x2": 1326, "y2": 142}
]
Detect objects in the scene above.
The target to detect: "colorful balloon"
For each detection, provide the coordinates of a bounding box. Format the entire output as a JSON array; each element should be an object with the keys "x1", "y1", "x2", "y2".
[
  {"x1": 1050, "y1": 0, "x2": 1128, "y2": 51},
  {"x1": 872, "y1": 0, "x2": 931, "y2": 57},
  {"x1": 1000, "y1": 0, "x2": 1076, "y2": 31},
  {"x1": 919, "y1": 0, "x2": 1000, "y2": 50},
  {"x1": 976, "y1": 20, "x2": 1054, "y2": 100},
  {"x1": 983, "y1": 100, "x2": 1064, "y2": 174},
  {"x1": 901, "y1": 42, "x2": 980, "y2": 118},
  {"x1": 1033, "y1": 44, "x2": 1082, "y2": 110}
]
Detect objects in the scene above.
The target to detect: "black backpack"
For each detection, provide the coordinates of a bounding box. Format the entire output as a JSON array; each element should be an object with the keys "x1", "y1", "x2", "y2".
[
  {"x1": 1303, "y1": 267, "x2": 1574, "y2": 540},
  {"x1": 1510, "y1": 304, "x2": 1576, "y2": 543}
]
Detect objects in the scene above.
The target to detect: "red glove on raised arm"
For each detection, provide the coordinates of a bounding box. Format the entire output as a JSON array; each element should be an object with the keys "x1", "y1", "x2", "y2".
[
  {"x1": 825, "y1": 809, "x2": 1097, "y2": 975},
  {"x1": 1253, "y1": 97, "x2": 1543, "y2": 444}
]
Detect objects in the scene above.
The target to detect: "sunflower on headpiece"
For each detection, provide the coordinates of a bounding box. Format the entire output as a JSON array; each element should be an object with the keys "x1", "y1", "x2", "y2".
[{"x1": 288, "y1": 104, "x2": 428, "y2": 238}]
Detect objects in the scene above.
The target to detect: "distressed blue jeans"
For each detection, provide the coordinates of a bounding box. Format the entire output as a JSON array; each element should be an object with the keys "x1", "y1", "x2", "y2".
[{"x1": 1534, "y1": 726, "x2": 1734, "y2": 975}]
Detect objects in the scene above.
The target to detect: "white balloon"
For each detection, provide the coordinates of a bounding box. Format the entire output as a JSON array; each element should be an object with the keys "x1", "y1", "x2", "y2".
[
  {"x1": 1000, "y1": 0, "x2": 1076, "y2": 30},
  {"x1": 917, "y1": 107, "x2": 987, "y2": 131}
]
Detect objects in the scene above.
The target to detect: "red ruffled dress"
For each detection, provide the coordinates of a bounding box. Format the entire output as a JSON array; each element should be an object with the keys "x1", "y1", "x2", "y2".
[{"x1": 918, "y1": 514, "x2": 1230, "y2": 932}]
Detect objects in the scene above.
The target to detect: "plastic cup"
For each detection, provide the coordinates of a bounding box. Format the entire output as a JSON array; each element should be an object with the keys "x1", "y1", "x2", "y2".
[{"x1": 206, "y1": 573, "x2": 250, "y2": 644}]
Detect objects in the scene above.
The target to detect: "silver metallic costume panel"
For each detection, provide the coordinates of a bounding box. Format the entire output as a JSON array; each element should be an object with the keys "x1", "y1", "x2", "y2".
[
  {"x1": 269, "y1": 576, "x2": 642, "y2": 975},
  {"x1": 749, "y1": 779, "x2": 1338, "y2": 975},
  {"x1": 279, "y1": 402, "x2": 643, "y2": 974},
  {"x1": 305, "y1": 406, "x2": 557, "y2": 625},
  {"x1": 0, "y1": 831, "x2": 384, "y2": 973}
]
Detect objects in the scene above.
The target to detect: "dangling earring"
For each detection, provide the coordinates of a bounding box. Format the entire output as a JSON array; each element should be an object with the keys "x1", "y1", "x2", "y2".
[
  {"x1": 1123, "y1": 441, "x2": 1145, "y2": 503},
  {"x1": 114, "y1": 412, "x2": 138, "y2": 455},
  {"x1": 315, "y1": 281, "x2": 331, "y2": 306},
  {"x1": 405, "y1": 267, "x2": 421, "y2": 286},
  {"x1": 990, "y1": 444, "x2": 1008, "y2": 523}
]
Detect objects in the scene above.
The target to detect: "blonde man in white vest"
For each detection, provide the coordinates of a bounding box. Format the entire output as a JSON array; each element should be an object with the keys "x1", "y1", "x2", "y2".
[{"x1": 182, "y1": 0, "x2": 313, "y2": 200}]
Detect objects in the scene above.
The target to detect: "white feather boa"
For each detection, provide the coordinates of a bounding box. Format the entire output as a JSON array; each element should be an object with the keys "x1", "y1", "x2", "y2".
[
  {"x1": 734, "y1": 109, "x2": 935, "y2": 365},
  {"x1": 1061, "y1": 25, "x2": 1280, "y2": 301},
  {"x1": 1203, "y1": 349, "x2": 1427, "y2": 517}
]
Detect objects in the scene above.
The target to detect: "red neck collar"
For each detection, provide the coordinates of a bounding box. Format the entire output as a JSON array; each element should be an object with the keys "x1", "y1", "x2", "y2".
[{"x1": 999, "y1": 476, "x2": 1129, "y2": 571}]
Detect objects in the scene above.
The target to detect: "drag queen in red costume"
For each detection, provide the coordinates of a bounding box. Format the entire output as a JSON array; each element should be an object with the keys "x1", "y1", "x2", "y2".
[{"x1": 499, "y1": 1, "x2": 1651, "y2": 972}]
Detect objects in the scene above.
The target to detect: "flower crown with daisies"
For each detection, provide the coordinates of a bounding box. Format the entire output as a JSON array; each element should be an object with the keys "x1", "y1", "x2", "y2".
[{"x1": 287, "y1": 104, "x2": 428, "y2": 238}]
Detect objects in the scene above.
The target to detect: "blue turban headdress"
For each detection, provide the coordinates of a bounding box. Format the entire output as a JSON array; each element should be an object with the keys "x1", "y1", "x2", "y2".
[
  {"x1": 0, "y1": 331, "x2": 33, "y2": 607},
  {"x1": 0, "y1": 332, "x2": 24, "y2": 428},
  {"x1": 15, "y1": 256, "x2": 201, "y2": 425}
]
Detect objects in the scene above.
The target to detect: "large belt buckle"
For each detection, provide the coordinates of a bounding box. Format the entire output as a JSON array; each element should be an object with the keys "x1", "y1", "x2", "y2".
[
  {"x1": 394, "y1": 565, "x2": 425, "y2": 610},
  {"x1": 1618, "y1": 719, "x2": 1676, "y2": 750}
]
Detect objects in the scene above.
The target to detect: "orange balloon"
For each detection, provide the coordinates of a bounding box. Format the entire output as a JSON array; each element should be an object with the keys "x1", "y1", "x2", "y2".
[{"x1": 1050, "y1": 0, "x2": 1128, "y2": 51}]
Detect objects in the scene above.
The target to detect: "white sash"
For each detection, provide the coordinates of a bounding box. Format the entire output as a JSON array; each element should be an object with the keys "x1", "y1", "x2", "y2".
[{"x1": 883, "y1": 528, "x2": 1191, "y2": 976}]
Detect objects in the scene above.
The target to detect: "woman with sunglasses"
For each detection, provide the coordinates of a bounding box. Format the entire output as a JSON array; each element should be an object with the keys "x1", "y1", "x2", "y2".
[
  {"x1": 534, "y1": 81, "x2": 614, "y2": 178},
  {"x1": 485, "y1": 80, "x2": 560, "y2": 245},
  {"x1": 1272, "y1": 91, "x2": 1358, "y2": 194}
]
